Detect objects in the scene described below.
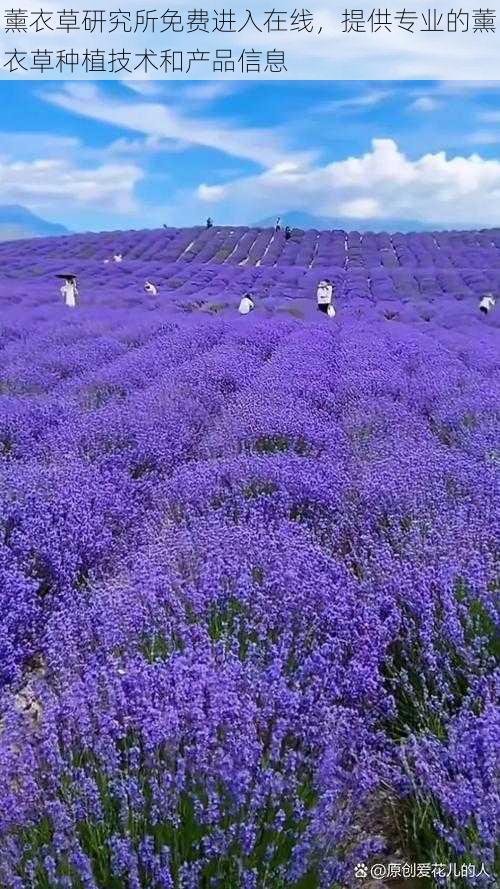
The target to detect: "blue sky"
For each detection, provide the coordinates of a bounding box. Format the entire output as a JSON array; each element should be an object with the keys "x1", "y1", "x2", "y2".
[{"x1": 2, "y1": 80, "x2": 500, "y2": 231}]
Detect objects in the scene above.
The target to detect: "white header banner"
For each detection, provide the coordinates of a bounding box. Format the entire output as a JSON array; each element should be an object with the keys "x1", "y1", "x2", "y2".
[{"x1": 0, "y1": 3, "x2": 498, "y2": 79}]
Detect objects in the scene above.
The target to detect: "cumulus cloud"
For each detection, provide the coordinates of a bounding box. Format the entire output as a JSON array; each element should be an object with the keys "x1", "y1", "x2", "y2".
[
  {"x1": 190, "y1": 138, "x2": 500, "y2": 226},
  {"x1": 10, "y1": 82, "x2": 500, "y2": 230},
  {"x1": 0, "y1": 155, "x2": 142, "y2": 214}
]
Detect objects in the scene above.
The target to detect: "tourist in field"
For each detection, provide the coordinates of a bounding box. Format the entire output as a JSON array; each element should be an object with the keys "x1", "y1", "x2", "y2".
[
  {"x1": 113, "y1": 254, "x2": 123, "y2": 263},
  {"x1": 238, "y1": 293, "x2": 255, "y2": 315},
  {"x1": 206, "y1": 217, "x2": 213, "y2": 229},
  {"x1": 144, "y1": 281, "x2": 158, "y2": 296},
  {"x1": 275, "y1": 217, "x2": 281, "y2": 231},
  {"x1": 316, "y1": 279, "x2": 335, "y2": 317},
  {"x1": 57, "y1": 274, "x2": 78, "y2": 308},
  {"x1": 479, "y1": 293, "x2": 496, "y2": 314},
  {"x1": 285, "y1": 226, "x2": 292, "y2": 241}
]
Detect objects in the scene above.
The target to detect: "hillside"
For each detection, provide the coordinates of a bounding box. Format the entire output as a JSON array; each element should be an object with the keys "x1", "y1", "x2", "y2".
[
  {"x1": 0, "y1": 204, "x2": 69, "y2": 241},
  {"x1": 254, "y1": 211, "x2": 437, "y2": 232},
  {"x1": 1, "y1": 225, "x2": 500, "y2": 317},
  {"x1": 0, "y1": 225, "x2": 498, "y2": 889}
]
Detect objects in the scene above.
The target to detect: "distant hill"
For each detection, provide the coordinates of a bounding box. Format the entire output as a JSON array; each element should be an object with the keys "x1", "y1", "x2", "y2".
[
  {"x1": 255, "y1": 211, "x2": 440, "y2": 233},
  {"x1": 0, "y1": 205, "x2": 69, "y2": 241}
]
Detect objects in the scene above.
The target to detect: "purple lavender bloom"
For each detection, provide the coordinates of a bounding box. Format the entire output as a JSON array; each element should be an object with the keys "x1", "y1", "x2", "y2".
[{"x1": 0, "y1": 225, "x2": 498, "y2": 887}]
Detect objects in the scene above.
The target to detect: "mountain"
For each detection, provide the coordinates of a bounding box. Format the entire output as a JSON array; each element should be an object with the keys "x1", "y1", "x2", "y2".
[
  {"x1": 254, "y1": 211, "x2": 439, "y2": 233},
  {"x1": 0, "y1": 205, "x2": 69, "y2": 241}
]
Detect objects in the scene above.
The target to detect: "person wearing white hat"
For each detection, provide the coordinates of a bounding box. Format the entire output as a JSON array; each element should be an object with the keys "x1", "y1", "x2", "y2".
[
  {"x1": 479, "y1": 293, "x2": 496, "y2": 314},
  {"x1": 144, "y1": 281, "x2": 158, "y2": 296},
  {"x1": 316, "y1": 279, "x2": 335, "y2": 317},
  {"x1": 238, "y1": 293, "x2": 255, "y2": 315},
  {"x1": 56, "y1": 274, "x2": 78, "y2": 308}
]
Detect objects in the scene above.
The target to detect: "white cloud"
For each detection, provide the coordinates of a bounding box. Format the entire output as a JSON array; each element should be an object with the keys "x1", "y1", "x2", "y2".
[
  {"x1": 468, "y1": 130, "x2": 500, "y2": 145},
  {"x1": 198, "y1": 184, "x2": 226, "y2": 201},
  {"x1": 338, "y1": 197, "x2": 380, "y2": 218},
  {"x1": 410, "y1": 96, "x2": 440, "y2": 112},
  {"x1": 43, "y1": 83, "x2": 314, "y2": 170},
  {"x1": 315, "y1": 90, "x2": 393, "y2": 113},
  {"x1": 0, "y1": 154, "x2": 142, "y2": 214},
  {"x1": 269, "y1": 161, "x2": 304, "y2": 174},
  {"x1": 0, "y1": 132, "x2": 80, "y2": 163},
  {"x1": 123, "y1": 81, "x2": 237, "y2": 104},
  {"x1": 0, "y1": 128, "x2": 144, "y2": 225},
  {"x1": 186, "y1": 138, "x2": 500, "y2": 227},
  {"x1": 105, "y1": 134, "x2": 190, "y2": 156}
]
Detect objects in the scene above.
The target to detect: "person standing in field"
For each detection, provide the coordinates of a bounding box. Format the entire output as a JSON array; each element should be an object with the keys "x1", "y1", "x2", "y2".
[
  {"x1": 479, "y1": 293, "x2": 496, "y2": 314},
  {"x1": 275, "y1": 217, "x2": 281, "y2": 231},
  {"x1": 316, "y1": 279, "x2": 335, "y2": 317},
  {"x1": 57, "y1": 274, "x2": 78, "y2": 308},
  {"x1": 206, "y1": 217, "x2": 213, "y2": 229},
  {"x1": 238, "y1": 293, "x2": 255, "y2": 315},
  {"x1": 285, "y1": 226, "x2": 292, "y2": 241}
]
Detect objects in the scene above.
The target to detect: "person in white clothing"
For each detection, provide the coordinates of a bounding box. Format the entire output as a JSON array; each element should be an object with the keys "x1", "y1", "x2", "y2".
[
  {"x1": 479, "y1": 293, "x2": 496, "y2": 314},
  {"x1": 144, "y1": 281, "x2": 158, "y2": 296},
  {"x1": 113, "y1": 254, "x2": 123, "y2": 263},
  {"x1": 57, "y1": 274, "x2": 78, "y2": 308},
  {"x1": 316, "y1": 279, "x2": 335, "y2": 317},
  {"x1": 238, "y1": 293, "x2": 255, "y2": 315}
]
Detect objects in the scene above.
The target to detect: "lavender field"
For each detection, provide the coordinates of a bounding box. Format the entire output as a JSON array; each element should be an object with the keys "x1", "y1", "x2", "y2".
[{"x1": 0, "y1": 225, "x2": 498, "y2": 889}]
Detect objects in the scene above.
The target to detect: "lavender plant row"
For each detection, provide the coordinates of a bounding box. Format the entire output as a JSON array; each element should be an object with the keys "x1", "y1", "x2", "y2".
[{"x1": 0, "y1": 226, "x2": 498, "y2": 889}]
